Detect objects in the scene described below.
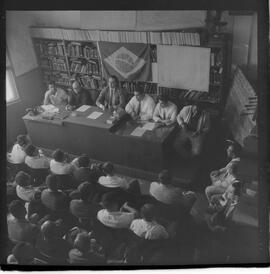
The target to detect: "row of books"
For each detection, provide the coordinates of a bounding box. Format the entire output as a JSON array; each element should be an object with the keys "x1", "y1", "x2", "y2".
[
  {"x1": 54, "y1": 73, "x2": 71, "y2": 87},
  {"x1": 66, "y1": 43, "x2": 99, "y2": 58},
  {"x1": 36, "y1": 41, "x2": 65, "y2": 56},
  {"x1": 120, "y1": 81, "x2": 157, "y2": 95},
  {"x1": 69, "y1": 60, "x2": 100, "y2": 75},
  {"x1": 210, "y1": 67, "x2": 223, "y2": 85},
  {"x1": 80, "y1": 75, "x2": 101, "y2": 90},
  {"x1": 49, "y1": 58, "x2": 68, "y2": 72}
]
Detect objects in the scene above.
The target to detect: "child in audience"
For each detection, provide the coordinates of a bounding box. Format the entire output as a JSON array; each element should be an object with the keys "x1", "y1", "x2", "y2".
[
  {"x1": 7, "y1": 242, "x2": 37, "y2": 264},
  {"x1": 98, "y1": 162, "x2": 128, "y2": 189},
  {"x1": 7, "y1": 134, "x2": 29, "y2": 164},
  {"x1": 41, "y1": 174, "x2": 70, "y2": 215},
  {"x1": 68, "y1": 232, "x2": 106, "y2": 265},
  {"x1": 50, "y1": 149, "x2": 74, "y2": 175},
  {"x1": 24, "y1": 144, "x2": 50, "y2": 169},
  {"x1": 130, "y1": 203, "x2": 169, "y2": 240},
  {"x1": 150, "y1": 170, "x2": 196, "y2": 207},
  {"x1": 7, "y1": 200, "x2": 39, "y2": 244},
  {"x1": 15, "y1": 171, "x2": 37, "y2": 202},
  {"x1": 97, "y1": 192, "x2": 138, "y2": 229}
]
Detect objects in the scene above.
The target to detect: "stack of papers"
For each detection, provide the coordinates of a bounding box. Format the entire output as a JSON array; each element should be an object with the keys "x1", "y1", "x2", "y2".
[
  {"x1": 41, "y1": 104, "x2": 59, "y2": 114},
  {"x1": 76, "y1": 105, "x2": 91, "y2": 112},
  {"x1": 87, "y1": 111, "x2": 103, "y2": 119},
  {"x1": 130, "y1": 127, "x2": 146, "y2": 137}
]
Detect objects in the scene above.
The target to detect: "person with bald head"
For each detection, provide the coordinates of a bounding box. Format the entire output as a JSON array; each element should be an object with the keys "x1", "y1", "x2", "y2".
[{"x1": 66, "y1": 80, "x2": 92, "y2": 110}]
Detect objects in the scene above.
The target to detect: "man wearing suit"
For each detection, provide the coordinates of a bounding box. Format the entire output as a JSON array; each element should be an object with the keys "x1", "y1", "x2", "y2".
[{"x1": 96, "y1": 75, "x2": 125, "y2": 111}]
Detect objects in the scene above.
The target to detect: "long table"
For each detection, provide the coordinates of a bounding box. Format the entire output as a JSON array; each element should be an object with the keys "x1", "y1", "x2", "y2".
[{"x1": 23, "y1": 106, "x2": 177, "y2": 172}]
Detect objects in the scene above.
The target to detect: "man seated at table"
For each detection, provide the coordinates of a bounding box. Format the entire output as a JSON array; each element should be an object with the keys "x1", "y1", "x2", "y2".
[
  {"x1": 66, "y1": 81, "x2": 92, "y2": 110},
  {"x1": 174, "y1": 101, "x2": 210, "y2": 158},
  {"x1": 153, "y1": 93, "x2": 178, "y2": 126},
  {"x1": 125, "y1": 85, "x2": 155, "y2": 121},
  {"x1": 96, "y1": 75, "x2": 125, "y2": 112},
  {"x1": 43, "y1": 81, "x2": 68, "y2": 106}
]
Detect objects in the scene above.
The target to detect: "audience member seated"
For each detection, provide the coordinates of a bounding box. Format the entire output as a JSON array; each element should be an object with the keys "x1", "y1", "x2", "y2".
[
  {"x1": 153, "y1": 93, "x2": 178, "y2": 126},
  {"x1": 98, "y1": 162, "x2": 128, "y2": 190},
  {"x1": 36, "y1": 220, "x2": 71, "y2": 264},
  {"x1": 72, "y1": 154, "x2": 94, "y2": 183},
  {"x1": 130, "y1": 204, "x2": 169, "y2": 240},
  {"x1": 70, "y1": 182, "x2": 101, "y2": 228},
  {"x1": 125, "y1": 85, "x2": 156, "y2": 121},
  {"x1": 25, "y1": 190, "x2": 50, "y2": 225},
  {"x1": 68, "y1": 232, "x2": 106, "y2": 265},
  {"x1": 41, "y1": 174, "x2": 70, "y2": 217},
  {"x1": 7, "y1": 242, "x2": 39, "y2": 265},
  {"x1": 15, "y1": 171, "x2": 37, "y2": 202},
  {"x1": 7, "y1": 134, "x2": 29, "y2": 165},
  {"x1": 174, "y1": 102, "x2": 210, "y2": 158},
  {"x1": 7, "y1": 167, "x2": 18, "y2": 205},
  {"x1": 43, "y1": 81, "x2": 68, "y2": 106},
  {"x1": 50, "y1": 149, "x2": 74, "y2": 175},
  {"x1": 7, "y1": 200, "x2": 39, "y2": 244},
  {"x1": 150, "y1": 170, "x2": 196, "y2": 208},
  {"x1": 97, "y1": 192, "x2": 138, "y2": 229}
]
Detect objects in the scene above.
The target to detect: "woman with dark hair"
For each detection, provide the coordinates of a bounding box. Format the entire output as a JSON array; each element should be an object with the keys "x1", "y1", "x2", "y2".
[{"x1": 50, "y1": 149, "x2": 74, "y2": 175}]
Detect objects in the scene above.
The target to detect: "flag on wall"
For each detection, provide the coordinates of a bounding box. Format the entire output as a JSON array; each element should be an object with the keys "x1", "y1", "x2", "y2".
[{"x1": 98, "y1": 42, "x2": 152, "y2": 82}]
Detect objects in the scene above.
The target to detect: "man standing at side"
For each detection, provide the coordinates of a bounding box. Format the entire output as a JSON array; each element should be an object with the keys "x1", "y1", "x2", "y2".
[
  {"x1": 125, "y1": 85, "x2": 155, "y2": 121},
  {"x1": 66, "y1": 81, "x2": 92, "y2": 110}
]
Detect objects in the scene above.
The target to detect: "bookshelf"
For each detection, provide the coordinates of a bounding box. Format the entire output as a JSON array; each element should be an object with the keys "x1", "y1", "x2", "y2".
[{"x1": 32, "y1": 38, "x2": 103, "y2": 92}]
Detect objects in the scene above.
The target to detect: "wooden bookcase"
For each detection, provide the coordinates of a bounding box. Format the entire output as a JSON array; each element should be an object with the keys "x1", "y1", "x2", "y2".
[{"x1": 32, "y1": 38, "x2": 103, "y2": 92}]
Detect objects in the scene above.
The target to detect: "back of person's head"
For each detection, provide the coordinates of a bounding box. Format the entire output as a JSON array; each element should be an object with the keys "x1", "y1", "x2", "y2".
[
  {"x1": 78, "y1": 182, "x2": 95, "y2": 202},
  {"x1": 102, "y1": 162, "x2": 114, "y2": 176},
  {"x1": 74, "y1": 232, "x2": 91, "y2": 253},
  {"x1": 157, "y1": 93, "x2": 169, "y2": 103},
  {"x1": 46, "y1": 174, "x2": 59, "y2": 191},
  {"x1": 41, "y1": 220, "x2": 57, "y2": 240},
  {"x1": 15, "y1": 171, "x2": 31, "y2": 187},
  {"x1": 52, "y1": 149, "x2": 65, "y2": 163},
  {"x1": 9, "y1": 200, "x2": 26, "y2": 219},
  {"x1": 158, "y1": 170, "x2": 172, "y2": 186},
  {"x1": 12, "y1": 242, "x2": 34, "y2": 264},
  {"x1": 140, "y1": 203, "x2": 156, "y2": 222},
  {"x1": 101, "y1": 192, "x2": 119, "y2": 211},
  {"x1": 24, "y1": 144, "x2": 37, "y2": 157},
  {"x1": 16, "y1": 135, "x2": 29, "y2": 147},
  {"x1": 78, "y1": 154, "x2": 90, "y2": 168}
]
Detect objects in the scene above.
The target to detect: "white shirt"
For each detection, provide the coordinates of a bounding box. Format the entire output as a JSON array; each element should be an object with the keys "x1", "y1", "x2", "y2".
[
  {"x1": 25, "y1": 155, "x2": 50, "y2": 169},
  {"x1": 7, "y1": 144, "x2": 26, "y2": 164},
  {"x1": 16, "y1": 185, "x2": 36, "y2": 202},
  {"x1": 97, "y1": 209, "x2": 135, "y2": 228},
  {"x1": 98, "y1": 175, "x2": 128, "y2": 189},
  {"x1": 130, "y1": 219, "x2": 169, "y2": 240},
  {"x1": 50, "y1": 159, "x2": 74, "y2": 175},
  {"x1": 125, "y1": 94, "x2": 156, "y2": 121},
  {"x1": 153, "y1": 101, "x2": 177, "y2": 124},
  {"x1": 150, "y1": 182, "x2": 185, "y2": 205}
]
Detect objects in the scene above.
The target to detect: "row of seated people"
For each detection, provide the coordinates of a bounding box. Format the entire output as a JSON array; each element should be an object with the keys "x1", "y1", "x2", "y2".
[{"x1": 43, "y1": 76, "x2": 211, "y2": 158}]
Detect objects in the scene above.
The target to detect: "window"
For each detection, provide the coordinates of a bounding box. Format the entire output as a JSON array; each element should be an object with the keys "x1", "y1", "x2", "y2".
[{"x1": 6, "y1": 53, "x2": 20, "y2": 105}]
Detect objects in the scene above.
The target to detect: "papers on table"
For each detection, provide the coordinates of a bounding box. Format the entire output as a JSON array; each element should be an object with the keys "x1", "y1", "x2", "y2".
[
  {"x1": 142, "y1": 122, "x2": 156, "y2": 131},
  {"x1": 130, "y1": 127, "x2": 146, "y2": 137},
  {"x1": 41, "y1": 104, "x2": 59, "y2": 113},
  {"x1": 76, "y1": 105, "x2": 91, "y2": 112},
  {"x1": 87, "y1": 111, "x2": 103, "y2": 120}
]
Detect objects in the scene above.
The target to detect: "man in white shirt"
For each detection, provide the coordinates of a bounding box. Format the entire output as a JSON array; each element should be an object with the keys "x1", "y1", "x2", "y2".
[
  {"x1": 153, "y1": 93, "x2": 177, "y2": 126},
  {"x1": 24, "y1": 144, "x2": 50, "y2": 170},
  {"x1": 50, "y1": 149, "x2": 74, "y2": 175},
  {"x1": 97, "y1": 192, "x2": 138, "y2": 228},
  {"x1": 15, "y1": 171, "x2": 36, "y2": 202},
  {"x1": 43, "y1": 82, "x2": 68, "y2": 106},
  {"x1": 125, "y1": 86, "x2": 155, "y2": 121},
  {"x1": 98, "y1": 162, "x2": 128, "y2": 189},
  {"x1": 7, "y1": 135, "x2": 29, "y2": 164}
]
